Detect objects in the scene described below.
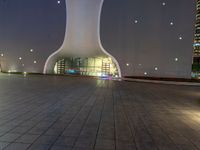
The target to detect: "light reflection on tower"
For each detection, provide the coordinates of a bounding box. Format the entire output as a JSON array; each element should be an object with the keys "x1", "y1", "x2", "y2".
[{"x1": 193, "y1": 0, "x2": 200, "y2": 75}]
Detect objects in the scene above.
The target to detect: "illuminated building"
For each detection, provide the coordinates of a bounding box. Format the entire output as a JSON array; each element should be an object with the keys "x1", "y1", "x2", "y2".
[
  {"x1": 44, "y1": 0, "x2": 121, "y2": 77},
  {"x1": 193, "y1": 0, "x2": 200, "y2": 73}
]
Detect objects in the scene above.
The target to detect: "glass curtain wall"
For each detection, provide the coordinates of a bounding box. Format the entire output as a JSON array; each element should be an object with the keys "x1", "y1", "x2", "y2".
[{"x1": 54, "y1": 57, "x2": 119, "y2": 77}]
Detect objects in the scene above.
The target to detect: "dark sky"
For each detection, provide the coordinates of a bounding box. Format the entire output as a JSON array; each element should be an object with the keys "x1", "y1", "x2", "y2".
[
  {"x1": 101, "y1": 0, "x2": 195, "y2": 77},
  {"x1": 0, "y1": 0, "x2": 66, "y2": 72},
  {"x1": 0, "y1": 0, "x2": 196, "y2": 77}
]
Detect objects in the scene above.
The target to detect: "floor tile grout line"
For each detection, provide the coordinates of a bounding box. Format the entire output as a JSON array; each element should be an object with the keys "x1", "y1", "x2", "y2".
[
  {"x1": 92, "y1": 89, "x2": 106, "y2": 150},
  {"x1": 117, "y1": 83, "x2": 138, "y2": 150},
  {"x1": 2, "y1": 80, "x2": 84, "y2": 149},
  {"x1": 70, "y1": 95, "x2": 99, "y2": 149},
  {"x1": 123, "y1": 84, "x2": 160, "y2": 150},
  {"x1": 46, "y1": 86, "x2": 98, "y2": 150},
  {"x1": 146, "y1": 87, "x2": 200, "y2": 150},
  {"x1": 111, "y1": 84, "x2": 117, "y2": 150},
  {"x1": 25, "y1": 86, "x2": 95, "y2": 150},
  {"x1": 134, "y1": 92, "x2": 178, "y2": 150}
]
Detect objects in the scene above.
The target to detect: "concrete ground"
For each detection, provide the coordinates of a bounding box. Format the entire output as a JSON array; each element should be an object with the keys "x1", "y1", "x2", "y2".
[{"x1": 0, "y1": 74, "x2": 200, "y2": 150}]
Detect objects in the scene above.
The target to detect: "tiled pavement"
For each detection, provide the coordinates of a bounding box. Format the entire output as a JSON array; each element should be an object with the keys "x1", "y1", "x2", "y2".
[{"x1": 0, "y1": 74, "x2": 200, "y2": 150}]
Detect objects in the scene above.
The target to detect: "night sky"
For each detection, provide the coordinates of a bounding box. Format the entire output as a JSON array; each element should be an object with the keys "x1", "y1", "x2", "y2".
[
  {"x1": 0, "y1": 0, "x2": 65, "y2": 72},
  {"x1": 101, "y1": 0, "x2": 195, "y2": 77},
  {"x1": 0, "y1": 0, "x2": 196, "y2": 78}
]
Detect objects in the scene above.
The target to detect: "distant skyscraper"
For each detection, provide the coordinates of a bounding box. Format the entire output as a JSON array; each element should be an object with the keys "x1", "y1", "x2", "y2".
[{"x1": 193, "y1": 0, "x2": 200, "y2": 72}]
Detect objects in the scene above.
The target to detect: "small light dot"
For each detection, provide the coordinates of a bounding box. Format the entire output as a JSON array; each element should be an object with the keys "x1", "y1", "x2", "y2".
[
  {"x1": 170, "y1": 22, "x2": 174, "y2": 26},
  {"x1": 155, "y1": 67, "x2": 158, "y2": 71},
  {"x1": 57, "y1": 0, "x2": 61, "y2": 4},
  {"x1": 144, "y1": 72, "x2": 147, "y2": 75},
  {"x1": 34, "y1": 60, "x2": 37, "y2": 64},
  {"x1": 22, "y1": 64, "x2": 25, "y2": 67},
  {"x1": 1, "y1": 53, "x2": 4, "y2": 57},
  {"x1": 134, "y1": 20, "x2": 138, "y2": 24},
  {"x1": 30, "y1": 49, "x2": 34, "y2": 52},
  {"x1": 126, "y1": 63, "x2": 130, "y2": 66},
  {"x1": 162, "y1": 2, "x2": 166, "y2": 6},
  {"x1": 19, "y1": 57, "x2": 22, "y2": 60},
  {"x1": 175, "y1": 58, "x2": 178, "y2": 62},
  {"x1": 179, "y1": 36, "x2": 183, "y2": 40}
]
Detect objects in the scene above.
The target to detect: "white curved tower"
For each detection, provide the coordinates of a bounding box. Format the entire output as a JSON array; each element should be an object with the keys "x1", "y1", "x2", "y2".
[{"x1": 43, "y1": 0, "x2": 121, "y2": 77}]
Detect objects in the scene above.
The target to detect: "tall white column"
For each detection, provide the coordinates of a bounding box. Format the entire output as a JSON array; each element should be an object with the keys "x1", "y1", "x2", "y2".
[{"x1": 43, "y1": 0, "x2": 121, "y2": 77}]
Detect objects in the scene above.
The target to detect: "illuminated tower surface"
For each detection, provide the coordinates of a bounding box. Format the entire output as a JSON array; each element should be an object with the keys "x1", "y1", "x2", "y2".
[
  {"x1": 43, "y1": 0, "x2": 121, "y2": 76},
  {"x1": 194, "y1": 0, "x2": 200, "y2": 56},
  {"x1": 193, "y1": 0, "x2": 200, "y2": 74}
]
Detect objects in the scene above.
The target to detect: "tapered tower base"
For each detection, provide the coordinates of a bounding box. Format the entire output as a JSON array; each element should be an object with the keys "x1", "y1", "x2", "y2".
[{"x1": 43, "y1": 0, "x2": 121, "y2": 77}]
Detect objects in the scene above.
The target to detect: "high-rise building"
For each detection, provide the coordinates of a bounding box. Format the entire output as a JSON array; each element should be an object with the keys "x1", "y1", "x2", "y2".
[{"x1": 193, "y1": 0, "x2": 200, "y2": 72}]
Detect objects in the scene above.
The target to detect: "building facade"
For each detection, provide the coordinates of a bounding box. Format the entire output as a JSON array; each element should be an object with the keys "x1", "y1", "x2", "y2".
[
  {"x1": 193, "y1": 0, "x2": 200, "y2": 75},
  {"x1": 43, "y1": 0, "x2": 121, "y2": 77}
]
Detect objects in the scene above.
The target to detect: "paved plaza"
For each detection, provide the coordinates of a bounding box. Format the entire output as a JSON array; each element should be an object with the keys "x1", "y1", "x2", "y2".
[{"x1": 0, "y1": 74, "x2": 200, "y2": 150}]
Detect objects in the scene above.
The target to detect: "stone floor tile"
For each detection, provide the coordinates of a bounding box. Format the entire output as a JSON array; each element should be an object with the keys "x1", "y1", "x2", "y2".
[
  {"x1": 4, "y1": 143, "x2": 30, "y2": 150},
  {"x1": 0, "y1": 75, "x2": 200, "y2": 150},
  {"x1": 0, "y1": 142, "x2": 10, "y2": 149},
  {"x1": 27, "y1": 144, "x2": 51, "y2": 150},
  {"x1": 50, "y1": 145, "x2": 72, "y2": 150},
  {"x1": 15, "y1": 134, "x2": 40, "y2": 144},
  {"x1": 34, "y1": 135, "x2": 58, "y2": 145},
  {"x1": 54, "y1": 136, "x2": 76, "y2": 147},
  {"x1": 0, "y1": 133, "x2": 21, "y2": 142}
]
